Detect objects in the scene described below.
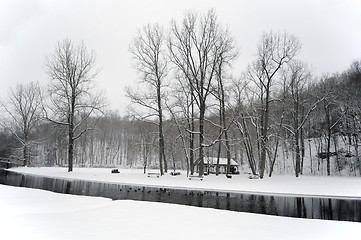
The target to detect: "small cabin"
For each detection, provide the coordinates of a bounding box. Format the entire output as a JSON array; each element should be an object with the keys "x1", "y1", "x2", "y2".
[{"x1": 196, "y1": 157, "x2": 239, "y2": 174}]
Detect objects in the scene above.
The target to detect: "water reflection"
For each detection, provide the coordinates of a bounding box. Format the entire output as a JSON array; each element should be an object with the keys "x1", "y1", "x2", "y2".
[{"x1": 0, "y1": 169, "x2": 360, "y2": 222}]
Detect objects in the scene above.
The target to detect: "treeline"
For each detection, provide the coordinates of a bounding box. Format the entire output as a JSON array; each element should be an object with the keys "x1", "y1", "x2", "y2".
[
  {"x1": 0, "y1": 9, "x2": 360, "y2": 178},
  {"x1": 1, "y1": 59, "x2": 360, "y2": 177}
]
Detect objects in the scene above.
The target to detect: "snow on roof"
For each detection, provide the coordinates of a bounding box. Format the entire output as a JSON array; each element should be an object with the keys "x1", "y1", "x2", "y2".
[{"x1": 204, "y1": 157, "x2": 238, "y2": 166}]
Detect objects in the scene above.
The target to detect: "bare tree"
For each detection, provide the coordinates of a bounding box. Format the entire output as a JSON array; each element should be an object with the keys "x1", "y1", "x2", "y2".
[
  {"x1": 0, "y1": 81, "x2": 42, "y2": 165},
  {"x1": 282, "y1": 61, "x2": 316, "y2": 177},
  {"x1": 167, "y1": 75, "x2": 197, "y2": 175},
  {"x1": 214, "y1": 31, "x2": 238, "y2": 176},
  {"x1": 232, "y1": 77, "x2": 259, "y2": 175},
  {"x1": 45, "y1": 39, "x2": 105, "y2": 172},
  {"x1": 169, "y1": 9, "x2": 235, "y2": 176},
  {"x1": 320, "y1": 77, "x2": 341, "y2": 176},
  {"x1": 127, "y1": 23, "x2": 168, "y2": 175},
  {"x1": 247, "y1": 31, "x2": 301, "y2": 178}
]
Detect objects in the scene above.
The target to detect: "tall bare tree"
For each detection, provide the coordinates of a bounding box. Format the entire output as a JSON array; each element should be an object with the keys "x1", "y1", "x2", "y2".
[
  {"x1": 282, "y1": 61, "x2": 313, "y2": 177},
  {"x1": 167, "y1": 75, "x2": 197, "y2": 175},
  {"x1": 169, "y1": 9, "x2": 235, "y2": 176},
  {"x1": 127, "y1": 23, "x2": 168, "y2": 175},
  {"x1": 319, "y1": 77, "x2": 341, "y2": 176},
  {"x1": 0, "y1": 81, "x2": 42, "y2": 165},
  {"x1": 247, "y1": 31, "x2": 301, "y2": 178},
  {"x1": 214, "y1": 30, "x2": 238, "y2": 176},
  {"x1": 232, "y1": 77, "x2": 259, "y2": 175},
  {"x1": 45, "y1": 39, "x2": 105, "y2": 172}
]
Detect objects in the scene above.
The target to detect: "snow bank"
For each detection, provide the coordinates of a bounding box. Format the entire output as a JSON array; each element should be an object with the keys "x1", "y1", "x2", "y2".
[
  {"x1": 9, "y1": 167, "x2": 361, "y2": 198},
  {"x1": 0, "y1": 184, "x2": 360, "y2": 240}
]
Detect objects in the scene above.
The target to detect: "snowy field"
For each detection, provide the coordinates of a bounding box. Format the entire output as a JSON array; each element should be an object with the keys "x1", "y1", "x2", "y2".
[
  {"x1": 1, "y1": 167, "x2": 361, "y2": 239},
  {"x1": 1, "y1": 184, "x2": 361, "y2": 240},
  {"x1": 8, "y1": 167, "x2": 361, "y2": 198}
]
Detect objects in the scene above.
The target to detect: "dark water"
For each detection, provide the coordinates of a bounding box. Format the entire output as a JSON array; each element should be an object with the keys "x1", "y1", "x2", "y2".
[{"x1": 0, "y1": 169, "x2": 360, "y2": 222}]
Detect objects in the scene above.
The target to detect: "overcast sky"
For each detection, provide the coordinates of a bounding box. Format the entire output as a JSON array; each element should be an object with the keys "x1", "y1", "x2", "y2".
[{"x1": 1, "y1": 0, "x2": 360, "y2": 114}]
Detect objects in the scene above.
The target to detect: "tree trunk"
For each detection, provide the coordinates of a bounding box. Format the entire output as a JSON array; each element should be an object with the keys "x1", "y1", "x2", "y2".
[
  {"x1": 300, "y1": 125, "x2": 305, "y2": 174},
  {"x1": 68, "y1": 128, "x2": 74, "y2": 172},
  {"x1": 225, "y1": 130, "x2": 231, "y2": 176},
  {"x1": 295, "y1": 129, "x2": 301, "y2": 177},
  {"x1": 217, "y1": 64, "x2": 231, "y2": 177},
  {"x1": 199, "y1": 103, "x2": 205, "y2": 176},
  {"x1": 190, "y1": 98, "x2": 195, "y2": 175},
  {"x1": 68, "y1": 96, "x2": 75, "y2": 172},
  {"x1": 325, "y1": 106, "x2": 331, "y2": 176},
  {"x1": 308, "y1": 139, "x2": 313, "y2": 174},
  {"x1": 269, "y1": 107, "x2": 284, "y2": 177},
  {"x1": 23, "y1": 136, "x2": 28, "y2": 166},
  {"x1": 269, "y1": 137, "x2": 280, "y2": 177},
  {"x1": 216, "y1": 105, "x2": 222, "y2": 176},
  {"x1": 333, "y1": 135, "x2": 341, "y2": 174},
  {"x1": 171, "y1": 146, "x2": 176, "y2": 173},
  {"x1": 294, "y1": 98, "x2": 301, "y2": 177},
  {"x1": 157, "y1": 85, "x2": 165, "y2": 175},
  {"x1": 326, "y1": 132, "x2": 331, "y2": 176},
  {"x1": 354, "y1": 135, "x2": 361, "y2": 176},
  {"x1": 238, "y1": 115, "x2": 257, "y2": 175},
  {"x1": 216, "y1": 141, "x2": 221, "y2": 176},
  {"x1": 259, "y1": 95, "x2": 270, "y2": 179}
]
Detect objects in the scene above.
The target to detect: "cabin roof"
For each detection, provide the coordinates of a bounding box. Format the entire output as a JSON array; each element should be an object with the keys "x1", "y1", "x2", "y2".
[{"x1": 204, "y1": 157, "x2": 238, "y2": 166}]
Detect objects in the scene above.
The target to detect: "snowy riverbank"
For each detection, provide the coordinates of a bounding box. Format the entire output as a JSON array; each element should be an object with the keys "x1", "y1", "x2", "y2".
[
  {"x1": 8, "y1": 167, "x2": 361, "y2": 198},
  {"x1": 1, "y1": 184, "x2": 360, "y2": 240}
]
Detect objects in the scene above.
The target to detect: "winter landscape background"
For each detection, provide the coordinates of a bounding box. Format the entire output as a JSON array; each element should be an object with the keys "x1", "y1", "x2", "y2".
[
  {"x1": 1, "y1": 0, "x2": 361, "y2": 178},
  {"x1": 1, "y1": 0, "x2": 361, "y2": 239}
]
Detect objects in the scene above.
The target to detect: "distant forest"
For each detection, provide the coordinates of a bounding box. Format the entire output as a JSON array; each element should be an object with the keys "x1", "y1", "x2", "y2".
[{"x1": 1, "y1": 10, "x2": 360, "y2": 178}]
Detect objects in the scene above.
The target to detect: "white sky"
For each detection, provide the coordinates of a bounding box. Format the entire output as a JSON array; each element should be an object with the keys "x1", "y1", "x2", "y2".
[{"x1": 1, "y1": 0, "x2": 361, "y2": 114}]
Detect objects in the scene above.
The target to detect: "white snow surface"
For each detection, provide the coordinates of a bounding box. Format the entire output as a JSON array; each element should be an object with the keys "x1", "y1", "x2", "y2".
[
  {"x1": 1, "y1": 184, "x2": 361, "y2": 240},
  {"x1": 8, "y1": 167, "x2": 361, "y2": 198}
]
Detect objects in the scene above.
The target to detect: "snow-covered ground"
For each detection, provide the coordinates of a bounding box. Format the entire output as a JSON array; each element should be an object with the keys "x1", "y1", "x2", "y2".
[
  {"x1": 1, "y1": 184, "x2": 360, "y2": 240},
  {"x1": 8, "y1": 167, "x2": 361, "y2": 198}
]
